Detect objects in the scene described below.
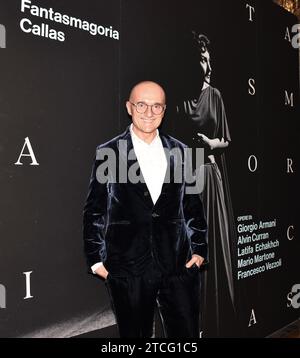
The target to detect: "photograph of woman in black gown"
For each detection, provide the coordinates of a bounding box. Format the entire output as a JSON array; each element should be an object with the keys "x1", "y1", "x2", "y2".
[{"x1": 175, "y1": 32, "x2": 237, "y2": 337}]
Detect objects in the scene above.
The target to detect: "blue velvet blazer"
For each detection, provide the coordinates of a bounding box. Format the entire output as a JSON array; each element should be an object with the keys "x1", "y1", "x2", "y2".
[{"x1": 83, "y1": 126, "x2": 207, "y2": 277}]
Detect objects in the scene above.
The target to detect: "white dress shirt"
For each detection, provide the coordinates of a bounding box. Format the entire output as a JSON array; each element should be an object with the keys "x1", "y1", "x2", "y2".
[
  {"x1": 130, "y1": 123, "x2": 167, "y2": 205},
  {"x1": 91, "y1": 124, "x2": 167, "y2": 273}
]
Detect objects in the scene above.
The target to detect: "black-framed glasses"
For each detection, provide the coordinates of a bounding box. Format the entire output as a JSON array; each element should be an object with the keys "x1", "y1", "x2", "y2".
[{"x1": 130, "y1": 101, "x2": 166, "y2": 115}]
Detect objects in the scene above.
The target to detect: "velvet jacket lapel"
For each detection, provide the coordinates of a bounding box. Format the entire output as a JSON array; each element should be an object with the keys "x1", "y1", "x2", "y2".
[{"x1": 117, "y1": 125, "x2": 176, "y2": 209}]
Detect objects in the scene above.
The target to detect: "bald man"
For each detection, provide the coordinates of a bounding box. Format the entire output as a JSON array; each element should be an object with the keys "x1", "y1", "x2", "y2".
[{"x1": 83, "y1": 81, "x2": 207, "y2": 338}]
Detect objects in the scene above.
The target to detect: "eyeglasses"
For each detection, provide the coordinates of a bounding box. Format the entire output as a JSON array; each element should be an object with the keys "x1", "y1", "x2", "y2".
[{"x1": 130, "y1": 101, "x2": 166, "y2": 115}]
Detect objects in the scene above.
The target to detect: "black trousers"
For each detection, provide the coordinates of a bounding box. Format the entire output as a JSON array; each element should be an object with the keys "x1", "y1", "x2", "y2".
[{"x1": 105, "y1": 263, "x2": 201, "y2": 338}]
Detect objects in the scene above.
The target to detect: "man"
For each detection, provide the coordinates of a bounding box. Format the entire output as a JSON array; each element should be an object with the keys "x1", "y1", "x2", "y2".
[{"x1": 83, "y1": 81, "x2": 207, "y2": 338}]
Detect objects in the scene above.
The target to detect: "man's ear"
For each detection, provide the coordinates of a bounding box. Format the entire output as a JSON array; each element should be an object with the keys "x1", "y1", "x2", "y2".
[{"x1": 126, "y1": 101, "x2": 132, "y2": 116}]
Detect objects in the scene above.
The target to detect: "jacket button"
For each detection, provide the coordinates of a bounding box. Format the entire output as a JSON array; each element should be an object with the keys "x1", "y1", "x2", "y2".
[
  {"x1": 152, "y1": 212, "x2": 160, "y2": 218},
  {"x1": 144, "y1": 191, "x2": 149, "y2": 196}
]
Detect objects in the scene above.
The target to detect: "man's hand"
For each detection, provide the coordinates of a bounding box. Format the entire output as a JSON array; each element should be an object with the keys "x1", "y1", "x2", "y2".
[
  {"x1": 95, "y1": 264, "x2": 109, "y2": 279},
  {"x1": 186, "y1": 254, "x2": 205, "y2": 268}
]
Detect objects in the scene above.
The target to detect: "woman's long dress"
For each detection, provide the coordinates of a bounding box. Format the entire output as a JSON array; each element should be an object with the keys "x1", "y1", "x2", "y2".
[{"x1": 176, "y1": 86, "x2": 237, "y2": 337}]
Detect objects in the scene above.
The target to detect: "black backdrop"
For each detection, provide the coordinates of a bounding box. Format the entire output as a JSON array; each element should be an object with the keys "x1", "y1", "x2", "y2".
[{"x1": 0, "y1": 0, "x2": 299, "y2": 338}]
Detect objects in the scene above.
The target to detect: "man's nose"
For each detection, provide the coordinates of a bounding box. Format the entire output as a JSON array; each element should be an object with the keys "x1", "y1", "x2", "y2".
[{"x1": 146, "y1": 105, "x2": 153, "y2": 117}]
